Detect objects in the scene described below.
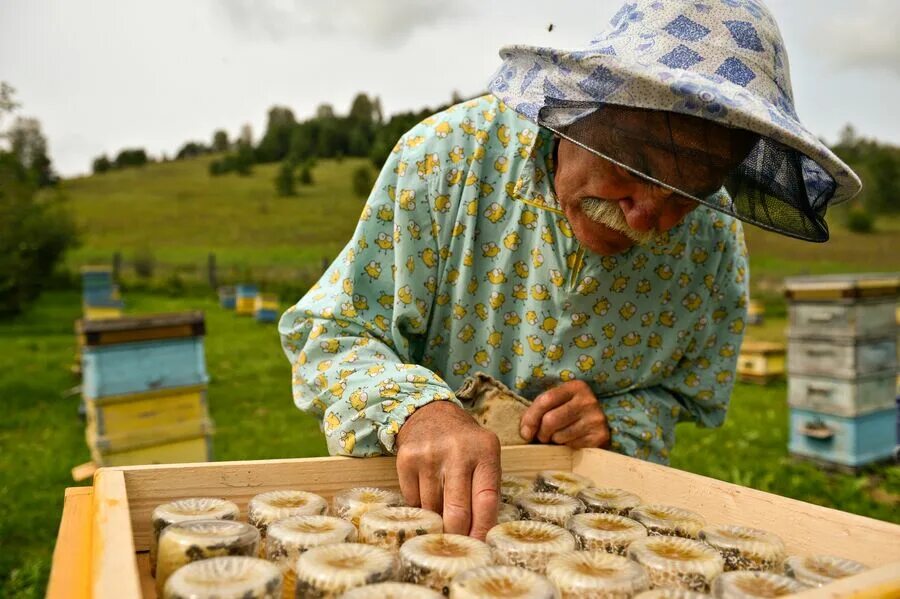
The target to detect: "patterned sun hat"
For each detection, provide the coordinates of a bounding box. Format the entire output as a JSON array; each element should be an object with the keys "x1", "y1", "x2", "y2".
[{"x1": 487, "y1": 0, "x2": 861, "y2": 242}]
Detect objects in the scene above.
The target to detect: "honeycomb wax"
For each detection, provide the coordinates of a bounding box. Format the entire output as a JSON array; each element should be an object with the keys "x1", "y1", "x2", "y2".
[
  {"x1": 155, "y1": 519, "x2": 259, "y2": 596},
  {"x1": 162, "y1": 556, "x2": 281, "y2": 599},
  {"x1": 783, "y1": 554, "x2": 868, "y2": 587},
  {"x1": 150, "y1": 497, "x2": 239, "y2": 576},
  {"x1": 264, "y1": 515, "x2": 357, "y2": 599},
  {"x1": 567, "y1": 512, "x2": 647, "y2": 555},
  {"x1": 515, "y1": 491, "x2": 584, "y2": 527},
  {"x1": 358, "y1": 506, "x2": 443, "y2": 552},
  {"x1": 627, "y1": 536, "x2": 724, "y2": 593},
  {"x1": 577, "y1": 487, "x2": 642, "y2": 516},
  {"x1": 294, "y1": 542, "x2": 397, "y2": 598},
  {"x1": 399, "y1": 533, "x2": 492, "y2": 594},
  {"x1": 486, "y1": 520, "x2": 577, "y2": 573},
  {"x1": 448, "y1": 565, "x2": 559, "y2": 599},
  {"x1": 332, "y1": 487, "x2": 403, "y2": 527},
  {"x1": 546, "y1": 550, "x2": 650, "y2": 598},
  {"x1": 698, "y1": 525, "x2": 785, "y2": 572},
  {"x1": 628, "y1": 505, "x2": 706, "y2": 539},
  {"x1": 534, "y1": 470, "x2": 594, "y2": 496}
]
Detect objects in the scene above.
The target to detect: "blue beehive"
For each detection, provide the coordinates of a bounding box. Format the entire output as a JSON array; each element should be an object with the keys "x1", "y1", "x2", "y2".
[
  {"x1": 789, "y1": 407, "x2": 897, "y2": 468},
  {"x1": 784, "y1": 274, "x2": 899, "y2": 470},
  {"x1": 82, "y1": 337, "x2": 209, "y2": 399}
]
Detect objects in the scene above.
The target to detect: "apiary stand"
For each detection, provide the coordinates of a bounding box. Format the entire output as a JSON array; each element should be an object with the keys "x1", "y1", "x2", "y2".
[{"x1": 48, "y1": 446, "x2": 900, "y2": 598}]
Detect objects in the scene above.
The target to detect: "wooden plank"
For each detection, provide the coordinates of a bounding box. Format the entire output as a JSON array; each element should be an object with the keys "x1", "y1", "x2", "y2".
[
  {"x1": 47, "y1": 487, "x2": 93, "y2": 599},
  {"x1": 71, "y1": 461, "x2": 97, "y2": 482},
  {"x1": 116, "y1": 445, "x2": 573, "y2": 551},
  {"x1": 77, "y1": 311, "x2": 204, "y2": 335},
  {"x1": 792, "y1": 562, "x2": 900, "y2": 598},
  {"x1": 92, "y1": 469, "x2": 141, "y2": 599},
  {"x1": 136, "y1": 553, "x2": 156, "y2": 599},
  {"x1": 571, "y1": 449, "x2": 900, "y2": 567}
]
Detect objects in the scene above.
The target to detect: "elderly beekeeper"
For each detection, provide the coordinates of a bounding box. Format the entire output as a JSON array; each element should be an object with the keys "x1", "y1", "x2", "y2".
[{"x1": 279, "y1": 0, "x2": 860, "y2": 539}]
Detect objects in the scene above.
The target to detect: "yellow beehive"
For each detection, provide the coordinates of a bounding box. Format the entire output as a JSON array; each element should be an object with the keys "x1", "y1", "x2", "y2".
[
  {"x1": 738, "y1": 341, "x2": 786, "y2": 384},
  {"x1": 85, "y1": 384, "x2": 209, "y2": 439},
  {"x1": 235, "y1": 284, "x2": 258, "y2": 316},
  {"x1": 83, "y1": 305, "x2": 124, "y2": 320},
  {"x1": 747, "y1": 299, "x2": 765, "y2": 325},
  {"x1": 85, "y1": 417, "x2": 213, "y2": 467}
]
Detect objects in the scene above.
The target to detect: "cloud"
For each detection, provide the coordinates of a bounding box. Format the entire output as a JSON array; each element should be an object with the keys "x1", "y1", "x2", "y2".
[
  {"x1": 815, "y1": 1, "x2": 900, "y2": 76},
  {"x1": 216, "y1": 0, "x2": 465, "y2": 47}
]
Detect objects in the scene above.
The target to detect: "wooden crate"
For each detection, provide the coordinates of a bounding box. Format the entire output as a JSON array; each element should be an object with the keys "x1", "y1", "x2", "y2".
[
  {"x1": 737, "y1": 340, "x2": 785, "y2": 384},
  {"x1": 48, "y1": 446, "x2": 900, "y2": 599},
  {"x1": 787, "y1": 337, "x2": 896, "y2": 380},
  {"x1": 91, "y1": 434, "x2": 212, "y2": 467}
]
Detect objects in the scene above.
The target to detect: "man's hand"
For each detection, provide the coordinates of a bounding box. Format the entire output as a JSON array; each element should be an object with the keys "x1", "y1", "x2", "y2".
[
  {"x1": 396, "y1": 401, "x2": 501, "y2": 540},
  {"x1": 519, "y1": 380, "x2": 611, "y2": 449}
]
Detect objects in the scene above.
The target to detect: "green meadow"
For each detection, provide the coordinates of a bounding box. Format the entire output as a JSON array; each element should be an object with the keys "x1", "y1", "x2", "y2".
[{"x1": 3, "y1": 156, "x2": 898, "y2": 597}]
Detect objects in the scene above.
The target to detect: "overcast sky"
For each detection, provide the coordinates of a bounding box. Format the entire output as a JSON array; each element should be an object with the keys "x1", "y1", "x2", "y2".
[{"x1": 2, "y1": 0, "x2": 898, "y2": 178}]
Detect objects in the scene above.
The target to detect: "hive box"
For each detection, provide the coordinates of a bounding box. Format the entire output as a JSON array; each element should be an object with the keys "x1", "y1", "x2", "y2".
[
  {"x1": 82, "y1": 337, "x2": 208, "y2": 399},
  {"x1": 235, "y1": 284, "x2": 258, "y2": 316},
  {"x1": 789, "y1": 407, "x2": 896, "y2": 469},
  {"x1": 47, "y1": 446, "x2": 900, "y2": 599},
  {"x1": 737, "y1": 340, "x2": 785, "y2": 384}
]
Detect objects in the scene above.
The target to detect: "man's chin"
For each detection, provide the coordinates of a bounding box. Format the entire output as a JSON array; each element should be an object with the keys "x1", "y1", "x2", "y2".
[{"x1": 581, "y1": 234, "x2": 635, "y2": 256}]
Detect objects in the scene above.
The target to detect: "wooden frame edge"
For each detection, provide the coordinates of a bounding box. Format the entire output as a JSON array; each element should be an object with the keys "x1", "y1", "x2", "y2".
[
  {"x1": 92, "y1": 469, "x2": 142, "y2": 599},
  {"x1": 47, "y1": 487, "x2": 93, "y2": 599}
]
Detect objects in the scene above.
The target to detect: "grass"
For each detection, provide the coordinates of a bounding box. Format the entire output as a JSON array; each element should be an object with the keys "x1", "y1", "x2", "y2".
[{"x1": 2, "y1": 289, "x2": 898, "y2": 597}]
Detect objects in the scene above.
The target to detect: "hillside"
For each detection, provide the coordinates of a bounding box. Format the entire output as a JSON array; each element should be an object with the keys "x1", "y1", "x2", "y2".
[{"x1": 52, "y1": 155, "x2": 900, "y2": 290}]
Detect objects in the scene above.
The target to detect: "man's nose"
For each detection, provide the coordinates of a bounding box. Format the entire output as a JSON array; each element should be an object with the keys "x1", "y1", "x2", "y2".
[{"x1": 619, "y1": 186, "x2": 683, "y2": 233}]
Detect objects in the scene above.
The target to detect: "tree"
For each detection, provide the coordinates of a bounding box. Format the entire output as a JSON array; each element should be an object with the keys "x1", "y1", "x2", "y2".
[
  {"x1": 256, "y1": 106, "x2": 297, "y2": 163},
  {"x1": 8, "y1": 116, "x2": 56, "y2": 187},
  {"x1": 114, "y1": 148, "x2": 148, "y2": 168},
  {"x1": 298, "y1": 162, "x2": 314, "y2": 185},
  {"x1": 0, "y1": 88, "x2": 78, "y2": 315},
  {"x1": 275, "y1": 161, "x2": 296, "y2": 196},
  {"x1": 175, "y1": 141, "x2": 207, "y2": 160},
  {"x1": 352, "y1": 165, "x2": 373, "y2": 199},
  {"x1": 92, "y1": 154, "x2": 112, "y2": 174},
  {"x1": 315, "y1": 104, "x2": 335, "y2": 120},
  {"x1": 212, "y1": 129, "x2": 230, "y2": 152},
  {"x1": 235, "y1": 141, "x2": 254, "y2": 176},
  {"x1": 239, "y1": 124, "x2": 253, "y2": 146}
]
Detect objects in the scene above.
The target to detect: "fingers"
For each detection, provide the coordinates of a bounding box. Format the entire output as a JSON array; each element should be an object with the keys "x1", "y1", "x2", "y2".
[
  {"x1": 442, "y1": 466, "x2": 473, "y2": 535},
  {"x1": 396, "y1": 452, "x2": 421, "y2": 507},
  {"x1": 551, "y1": 409, "x2": 609, "y2": 447},
  {"x1": 520, "y1": 384, "x2": 575, "y2": 441},
  {"x1": 536, "y1": 397, "x2": 591, "y2": 443},
  {"x1": 469, "y1": 440, "x2": 501, "y2": 540},
  {"x1": 419, "y1": 468, "x2": 443, "y2": 514}
]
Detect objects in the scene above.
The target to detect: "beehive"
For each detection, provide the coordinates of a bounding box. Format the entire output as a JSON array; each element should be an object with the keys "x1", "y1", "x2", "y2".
[
  {"x1": 784, "y1": 274, "x2": 899, "y2": 470},
  {"x1": 79, "y1": 312, "x2": 212, "y2": 467},
  {"x1": 218, "y1": 285, "x2": 236, "y2": 310},
  {"x1": 737, "y1": 341, "x2": 785, "y2": 385},
  {"x1": 47, "y1": 447, "x2": 900, "y2": 598},
  {"x1": 747, "y1": 299, "x2": 765, "y2": 326},
  {"x1": 253, "y1": 293, "x2": 279, "y2": 324},
  {"x1": 235, "y1": 284, "x2": 258, "y2": 316}
]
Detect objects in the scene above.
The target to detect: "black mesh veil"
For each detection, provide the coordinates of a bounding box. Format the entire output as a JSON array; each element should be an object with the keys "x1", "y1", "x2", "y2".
[{"x1": 539, "y1": 102, "x2": 834, "y2": 242}]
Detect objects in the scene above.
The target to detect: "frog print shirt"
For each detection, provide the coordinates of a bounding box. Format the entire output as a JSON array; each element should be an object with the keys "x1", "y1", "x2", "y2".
[{"x1": 279, "y1": 94, "x2": 749, "y2": 464}]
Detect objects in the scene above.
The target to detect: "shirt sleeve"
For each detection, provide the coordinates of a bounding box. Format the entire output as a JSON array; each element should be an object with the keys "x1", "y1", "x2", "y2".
[
  {"x1": 601, "y1": 222, "x2": 749, "y2": 464},
  {"x1": 278, "y1": 130, "x2": 459, "y2": 457}
]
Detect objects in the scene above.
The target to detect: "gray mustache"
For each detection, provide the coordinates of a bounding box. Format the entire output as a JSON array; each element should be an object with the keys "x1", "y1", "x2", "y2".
[{"x1": 580, "y1": 197, "x2": 657, "y2": 245}]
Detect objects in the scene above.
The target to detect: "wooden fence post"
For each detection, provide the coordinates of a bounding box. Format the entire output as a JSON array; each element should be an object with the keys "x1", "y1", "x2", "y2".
[
  {"x1": 207, "y1": 253, "x2": 217, "y2": 289},
  {"x1": 112, "y1": 252, "x2": 122, "y2": 281}
]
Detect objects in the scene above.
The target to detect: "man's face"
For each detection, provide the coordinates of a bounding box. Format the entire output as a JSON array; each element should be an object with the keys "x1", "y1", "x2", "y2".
[{"x1": 552, "y1": 105, "x2": 754, "y2": 255}]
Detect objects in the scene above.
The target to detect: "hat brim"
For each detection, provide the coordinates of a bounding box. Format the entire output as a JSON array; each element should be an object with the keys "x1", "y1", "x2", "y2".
[{"x1": 489, "y1": 45, "x2": 862, "y2": 241}]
